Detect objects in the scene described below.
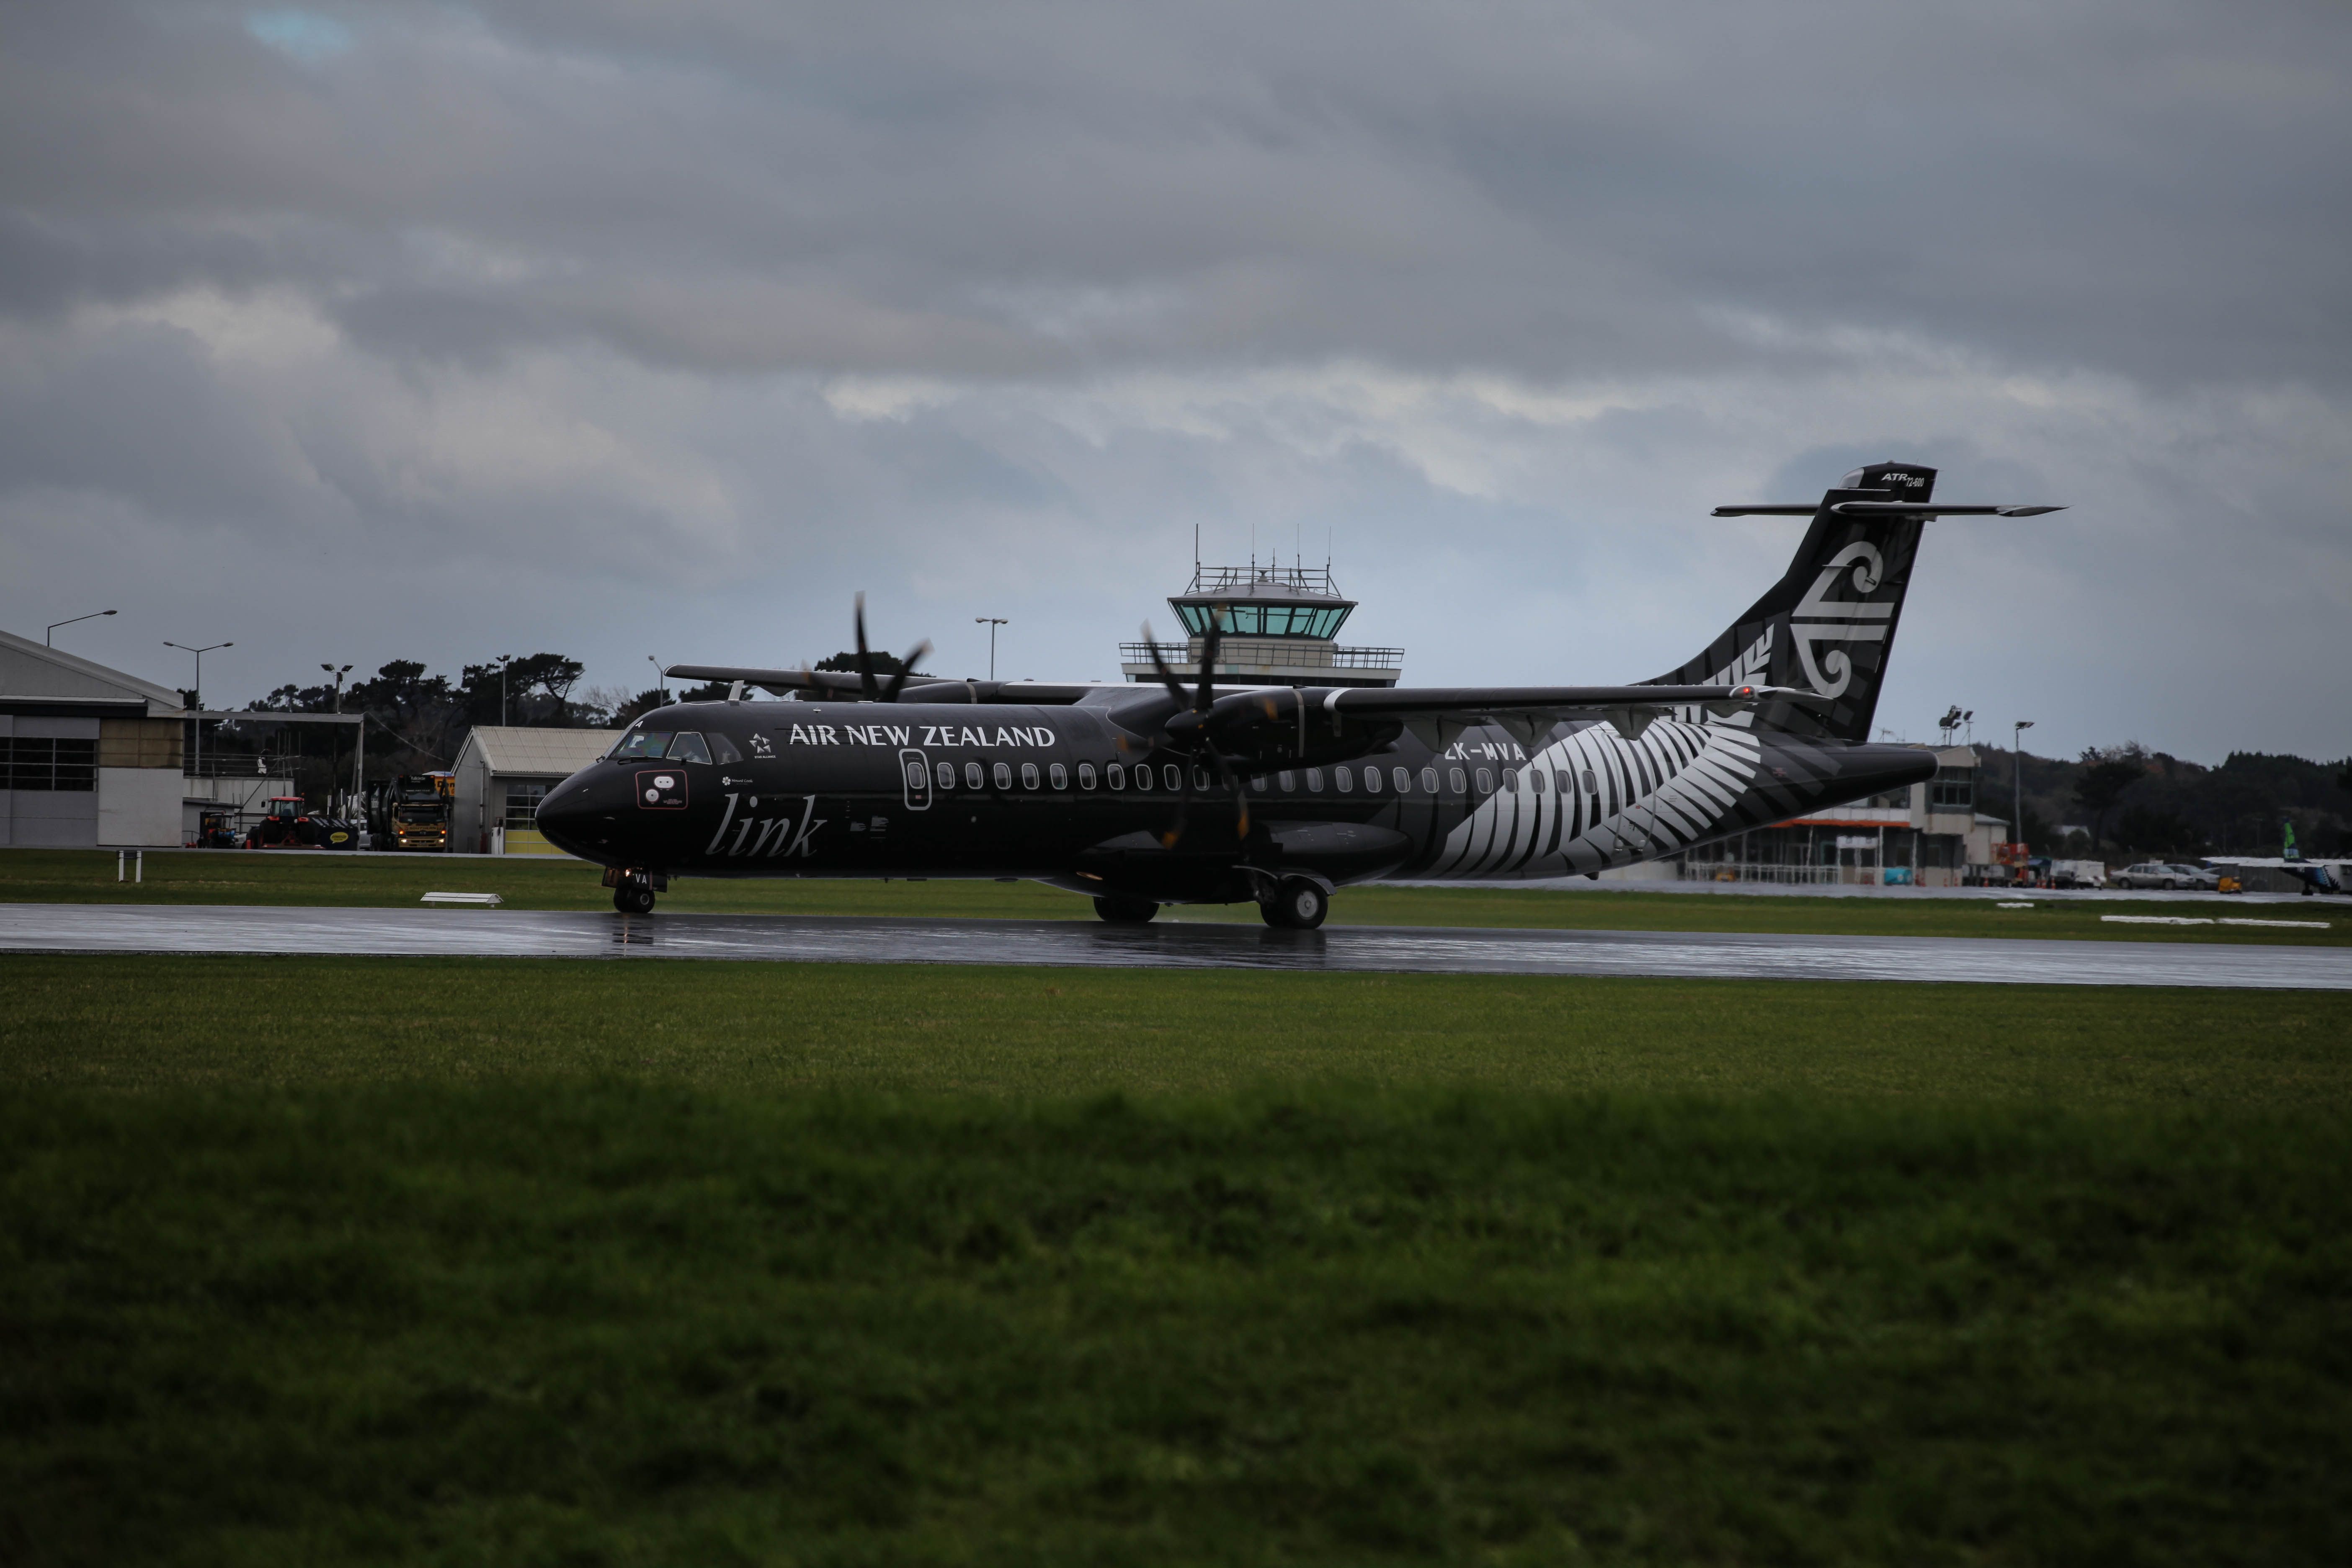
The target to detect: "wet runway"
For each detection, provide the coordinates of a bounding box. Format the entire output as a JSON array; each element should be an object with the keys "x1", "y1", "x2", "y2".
[{"x1": 2, "y1": 903, "x2": 2346, "y2": 989}]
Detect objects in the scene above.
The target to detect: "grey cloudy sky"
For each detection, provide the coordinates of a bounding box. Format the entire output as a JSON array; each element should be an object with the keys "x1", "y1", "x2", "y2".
[{"x1": 3, "y1": 0, "x2": 2347, "y2": 759}]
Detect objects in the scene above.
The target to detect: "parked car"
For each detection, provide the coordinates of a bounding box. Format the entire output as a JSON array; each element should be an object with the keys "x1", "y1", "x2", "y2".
[
  {"x1": 2112, "y1": 861, "x2": 2217, "y2": 890},
  {"x1": 2050, "y1": 859, "x2": 2108, "y2": 889}
]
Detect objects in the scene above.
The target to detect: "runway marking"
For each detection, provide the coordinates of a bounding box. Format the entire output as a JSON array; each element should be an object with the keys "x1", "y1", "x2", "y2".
[{"x1": 0, "y1": 904, "x2": 2346, "y2": 990}]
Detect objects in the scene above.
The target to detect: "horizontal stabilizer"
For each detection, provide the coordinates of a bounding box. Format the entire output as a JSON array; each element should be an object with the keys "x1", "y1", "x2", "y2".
[{"x1": 1712, "y1": 502, "x2": 2064, "y2": 518}]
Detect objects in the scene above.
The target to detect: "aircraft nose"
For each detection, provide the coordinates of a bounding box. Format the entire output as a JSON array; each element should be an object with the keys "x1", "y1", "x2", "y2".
[{"x1": 533, "y1": 772, "x2": 609, "y2": 853}]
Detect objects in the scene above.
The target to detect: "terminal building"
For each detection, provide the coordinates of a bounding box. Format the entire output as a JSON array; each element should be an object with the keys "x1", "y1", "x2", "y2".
[
  {"x1": 1664, "y1": 745, "x2": 2008, "y2": 886},
  {"x1": 0, "y1": 627, "x2": 190, "y2": 847}
]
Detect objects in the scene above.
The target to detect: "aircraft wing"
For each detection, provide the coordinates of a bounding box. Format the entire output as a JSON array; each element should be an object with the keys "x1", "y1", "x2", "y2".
[
  {"x1": 2204, "y1": 857, "x2": 2352, "y2": 868},
  {"x1": 665, "y1": 664, "x2": 1105, "y2": 704},
  {"x1": 1185, "y1": 681, "x2": 1816, "y2": 747}
]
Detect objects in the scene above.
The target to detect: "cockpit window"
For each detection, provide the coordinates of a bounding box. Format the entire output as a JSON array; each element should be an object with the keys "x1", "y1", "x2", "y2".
[
  {"x1": 708, "y1": 731, "x2": 744, "y2": 765},
  {"x1": 668, "y1": 732, "x2": 713, "y2": 765},
  {"x1": 612, "y1": 730, "x2": 671, "y2": 761}
]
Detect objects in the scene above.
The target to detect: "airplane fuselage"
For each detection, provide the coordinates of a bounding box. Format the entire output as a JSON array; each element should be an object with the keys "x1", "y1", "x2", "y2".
[{"x1": 534, "y1": 694, "x2": 1934, "y2": 906}]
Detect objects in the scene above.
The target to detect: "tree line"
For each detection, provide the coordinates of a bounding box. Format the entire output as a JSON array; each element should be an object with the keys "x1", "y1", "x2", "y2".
[{"x1": 1977, "y1": 743, "x2": 2352, "y2": 859}]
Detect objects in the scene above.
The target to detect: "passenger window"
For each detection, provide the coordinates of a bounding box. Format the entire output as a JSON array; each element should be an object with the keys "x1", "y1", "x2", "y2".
[
  {"x1": 1191, "y1": 765, "x2": 1211, "y2": 792},
  {"x1": 1278, "y1": 771, "x2": 1295, "y2": 792},
  {"x1": 1050, "y1": 763, "x2": 1067, "y2": 789},
  {"x1": 1394, "y1": 767, "x2": 1411, "y2": 793},
  {"x1": 905, "y1": 760, "x2": 925, "y2": 789},
  {"x1": 709, "y1": 732, "x2": 744, "y2": 765},
  {"x1": 669, "y1": 732, "x2": 713, "y2": 765},
  {"x1": 1449, "y1": 767, "x2": 1467, "y2": 793},
  {"x1": 1528, "y1": 769, "x2": 1545, "y2": 793},
  {"x1": 1306, "y1": 768, "x2": 1323, "y2": 790},
  {"x1": 1420, "y1": 767, "x2": 1437, "y2": 792},
  {"x1": 993, "y1": 761, "x2": 1013, "y2": 789},
  {"x1": 1362, "y1": 767, "x2": 1380, "y2": 794},
  {"x1": 1078, "y1": 762, "x2": 1096, "y2": 789},
  {"x1": 1555, "y1": 769, "x2": 1571, "y2": 793},
  {"x1": 1502, "y1": 769, "x2": 1517, "y2": 793},
  {"x1": 1476, "y1": 768, "x2": 1493, "y2": 793},
  {"x1": 1022, "y1": 763, "x2": 1040, "y2": 789},
  {"x1": 613, "y1": 730, "x2": 671, "y2": 761},
  {"x1": 1250, "y1": 775, "x2": 1267, "y2": 792},
  {"x1": 1334, "y1": 767, "x2": 1353, "y2": 792},
  {"x1": 936, "y1": 761, "x2": 955, "y2": 789},
  {"x1": 1107, "y1": 763, "x2": 1124, "y2": 789},
  {"x1": 1581, "y1": 769, "x2": 1597, "y2": 794},
  {"x1": 1161, "y1": 764, "x2": 1181, "y2": 792},
  {"x1": 966, "y1": 761, "x2": 984, "y2": 789}
]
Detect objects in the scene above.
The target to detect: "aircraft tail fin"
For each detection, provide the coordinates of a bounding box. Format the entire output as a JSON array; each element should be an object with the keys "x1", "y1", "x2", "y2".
[
  {"x1": 1646, "y1": 461, "x2": 1942, "y2": 744},
  {"x1": 2283, "y1": 819, "x2": 2304, "y2": 862}
]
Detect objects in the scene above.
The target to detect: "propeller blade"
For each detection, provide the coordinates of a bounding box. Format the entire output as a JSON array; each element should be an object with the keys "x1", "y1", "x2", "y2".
[
  {"x1": 852, "y1": 593, "x2": 882, "y2": 704},
  {"x1": 1194, "y1": 603, "x2": 1226, "y2": 713},
  {"x1": 880, "y1": 640, "x2": 932, "y2": 704},
  {"x1": 1140, "y1": 622, "x2": 1191, "y2": 707},
  {"x1": 1159, "y1": 757, "x2": 1192, "y2": 849},
  {"x1": 1205, "y1": 745, "x2": 1250, "y2": 838}
]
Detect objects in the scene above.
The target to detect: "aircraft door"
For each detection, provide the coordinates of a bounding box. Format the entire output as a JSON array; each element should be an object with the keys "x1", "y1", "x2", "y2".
[{"x1": 899, "y1": 749, "x2": 932, "y2": 811}]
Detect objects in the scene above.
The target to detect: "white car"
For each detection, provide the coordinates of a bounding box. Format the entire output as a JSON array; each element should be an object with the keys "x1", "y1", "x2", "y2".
[{"x1": 2113, "y1": 861, "x2": 2218, "y2": 891}]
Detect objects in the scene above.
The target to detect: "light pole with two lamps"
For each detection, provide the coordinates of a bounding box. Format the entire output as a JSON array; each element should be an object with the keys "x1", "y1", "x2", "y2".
[
  {"x1": 975, "y1": 618, "x2": 1008, "y2": 681},
  {"x1": 164, "y1": 640, "x2": 232, "y2": 781}
]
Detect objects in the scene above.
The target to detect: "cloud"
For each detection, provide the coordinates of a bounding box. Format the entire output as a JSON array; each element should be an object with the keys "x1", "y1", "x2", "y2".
[{"x1": 0, "y1": 0, "x2": 2346, "y2": 757}]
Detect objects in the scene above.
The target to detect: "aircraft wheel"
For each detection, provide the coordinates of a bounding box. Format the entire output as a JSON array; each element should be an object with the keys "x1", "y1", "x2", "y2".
[
  {"x1": 614, "y1": 882, "x2": 656, "y2": 916},
  {"x1": 1263, "y1": 877, "x2": 1328, "y2": 930},
  {"x1": 1093, "y1": 894, "x2": 1159, "y2": 925}
]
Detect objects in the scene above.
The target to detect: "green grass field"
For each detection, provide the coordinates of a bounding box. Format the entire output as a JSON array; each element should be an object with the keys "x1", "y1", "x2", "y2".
[
  {"x1": 4, "y1": 846, "x2": 2344, "y2": 945},
  {"x1": 5, "y1": 955, "x2": 2350, "y2": 1564}
]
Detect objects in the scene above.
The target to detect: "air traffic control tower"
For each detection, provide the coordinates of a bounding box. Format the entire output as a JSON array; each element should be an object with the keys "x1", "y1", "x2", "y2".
[{"x1": 1120, "y1": 558, "x2": 1403, "y2": 689}]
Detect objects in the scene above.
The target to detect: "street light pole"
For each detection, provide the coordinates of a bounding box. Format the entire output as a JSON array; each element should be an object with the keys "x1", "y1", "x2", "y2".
[
  {"x1": 975, "y1": 618, "x2": 1008, "y2": 681},
  {"x1": 647, "y1": 655, "x2": 668, "y2": 704},
  {"x1": 497, "y1": 654, "x2": 514, "y2": 726},
  {"x1": 2012, "y1": 719, "x2": 2035, "y2": 880},
  {"x1": 46, "y1": 609, "x2": 116, "y2": 646},
  {"x1": 164, "y1": 640, "x2": 232, "y2": 782}
]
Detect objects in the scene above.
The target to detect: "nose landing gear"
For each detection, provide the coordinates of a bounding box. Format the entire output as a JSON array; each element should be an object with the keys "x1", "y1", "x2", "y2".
[
  {"x1": 1093, "y1": 894, "x2": 1160, "y2": 924},
  {"x1": 605, "y1": 867, "x2": 663, "y2": 916}
]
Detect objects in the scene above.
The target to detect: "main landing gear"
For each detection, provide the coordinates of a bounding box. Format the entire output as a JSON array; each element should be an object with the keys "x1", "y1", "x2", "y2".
[
  {"x1": 1259, "y1": 877, "x2": 1329, "y2": 931},
  {"x1": 1093, "y1": 894, "x2": 1159, "y2": 925}
]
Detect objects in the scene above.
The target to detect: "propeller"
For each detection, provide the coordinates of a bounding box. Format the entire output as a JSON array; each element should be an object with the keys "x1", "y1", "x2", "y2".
[
  {"x1": 1140, "y1": 609, "x2": 1250, "y2": 847},
  {"x1": 853, "y1": 593, "x2": 934, "y2": 704}
]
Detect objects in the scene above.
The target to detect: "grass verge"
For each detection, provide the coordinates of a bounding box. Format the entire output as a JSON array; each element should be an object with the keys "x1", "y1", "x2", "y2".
[{"x1": 5, "y1": 1086, "x2": 2348, "y2": 1565}]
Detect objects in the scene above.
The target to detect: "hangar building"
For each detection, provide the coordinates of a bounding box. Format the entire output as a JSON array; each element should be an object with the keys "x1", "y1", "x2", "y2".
[
  {"x1": 449, "y1": 725, "x2": 615, "y2": 855},
  {"x1": 0, "y1": 627, "x2": 188, "y2": 848}
]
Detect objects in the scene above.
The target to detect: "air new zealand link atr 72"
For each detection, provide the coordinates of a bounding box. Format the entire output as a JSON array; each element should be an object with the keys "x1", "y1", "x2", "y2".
[{"x1": 534, "y1": 463, "x2": 2061, "y2": 926}]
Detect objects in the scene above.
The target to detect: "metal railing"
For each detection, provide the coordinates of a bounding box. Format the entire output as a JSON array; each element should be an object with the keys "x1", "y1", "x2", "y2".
[
  {"x1": 1119, "y1": 641, "x2": 1404, "y2": 670},
  {"x1": 1676, "y1": 860, "x2": 1844, "y2": 885},
  {"x1": 1184, "y1": 562, "x2": 1344, "y2": 597}
]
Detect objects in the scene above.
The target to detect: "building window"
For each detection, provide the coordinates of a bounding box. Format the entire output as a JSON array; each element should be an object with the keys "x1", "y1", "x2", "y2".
[
  {"x1": 0, "y1": 738, "x2": 97, "y2": 792},
  {"x1": 1078, "y1": 762, "x2": 1096, "y2": 789},
  {"x1": 506, "y1": 782, "x2": 549, "y2": 830},
  {"x1": 1865, "y1": 788, "x2": 1911, "y2": 808},
  {"x1": 1929, "y1": 768, "x2": 1973, "y2": 809}
]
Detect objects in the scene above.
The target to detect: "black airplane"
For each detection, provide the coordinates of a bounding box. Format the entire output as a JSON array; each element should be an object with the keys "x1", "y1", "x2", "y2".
[{"x1": 534, "y1": 462, "x2": 2060, "y2": 925}]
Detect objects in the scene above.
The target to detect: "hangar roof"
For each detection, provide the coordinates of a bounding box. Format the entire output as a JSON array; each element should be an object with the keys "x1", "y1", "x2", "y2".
[
  {"x1": 457, "y1": 725, "x2": 616, "y2": 777},
  {"x1": 0, "y1": 626, "x2": 186, "y2": 717}
]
